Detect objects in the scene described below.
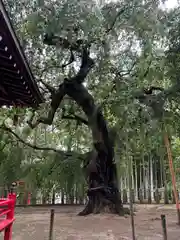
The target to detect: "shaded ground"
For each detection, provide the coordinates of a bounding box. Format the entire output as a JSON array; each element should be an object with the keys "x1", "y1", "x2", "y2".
[{"x1": 12, "y1": 205, "x2": 180, "y2": 239}]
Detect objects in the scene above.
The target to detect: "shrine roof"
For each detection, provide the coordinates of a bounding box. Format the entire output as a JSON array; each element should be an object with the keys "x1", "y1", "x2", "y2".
[{"x1": 0, "y1": 0, "x2": 43, "y2": 107}]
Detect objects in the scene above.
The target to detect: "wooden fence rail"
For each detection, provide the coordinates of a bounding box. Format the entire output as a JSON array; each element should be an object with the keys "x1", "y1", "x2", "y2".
[{"x1": 0, "y1": 193, "x2": 16, "y2": 240}]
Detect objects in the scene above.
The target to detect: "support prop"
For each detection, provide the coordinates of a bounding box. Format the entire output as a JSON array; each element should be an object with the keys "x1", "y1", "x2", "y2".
[{"x1": 164, "y1": 130, "x2": 180, "y2": 225}]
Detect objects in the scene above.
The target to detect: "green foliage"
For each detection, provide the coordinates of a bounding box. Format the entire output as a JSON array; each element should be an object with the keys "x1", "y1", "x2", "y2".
[{"x1": 1, "y1": 0, "x2": 180, "y2": 194}]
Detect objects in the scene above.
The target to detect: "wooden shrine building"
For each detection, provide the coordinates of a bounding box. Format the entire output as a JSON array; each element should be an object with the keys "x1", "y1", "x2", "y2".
[{"x1": 0, "y1": 0, "x2": 43, "y2": 107}]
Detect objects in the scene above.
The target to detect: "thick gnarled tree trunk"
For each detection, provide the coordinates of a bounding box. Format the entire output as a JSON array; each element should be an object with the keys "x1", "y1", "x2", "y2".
[
  {"x1": 65, "y1": 81, "x2": 124, "y2": 215},
  {"x1": 80, "y1": 135, "x2": 124, "y2": 215}
]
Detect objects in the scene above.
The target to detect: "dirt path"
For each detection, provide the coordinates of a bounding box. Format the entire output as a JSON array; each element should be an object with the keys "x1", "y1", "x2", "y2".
[{"x1": 11, "y1": 205, "x2": 180, "y2": 239}]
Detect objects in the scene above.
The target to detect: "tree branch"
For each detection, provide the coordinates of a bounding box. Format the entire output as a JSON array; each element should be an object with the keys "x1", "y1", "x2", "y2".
[
  {"x1": 28, "y1": 83, "x2": 66, "y2": 128},
  {"x1": 0, "y1": 125, "x2": 65, "y2": 154},
  {"x1": 62, "y1": 112, "x2": 88, "y2": 125},
  {"x1": 29, "y1": 44, "x2": 94, "y2": 129},
  {"x1": 134, "y1": 86, "x2": 164, "y2": 100},
  {"x1": 135, "y1": 82, "x2": 180, "y2": 120},
  {"x1": 61, "y1": 49, "x2": 75, "y2": 68},
  {"x1": 38, "y1": 79, "x2": 56, "y2": 96},
  {"x1": 105, "y1": 7, "x2": 127, "y2": 34},
  {"x1": 70, "y1": 47, "x2": 94, "y2": 84},
  {"x1": 0, "y1": 142, "x2": 8, "y2": 151}
]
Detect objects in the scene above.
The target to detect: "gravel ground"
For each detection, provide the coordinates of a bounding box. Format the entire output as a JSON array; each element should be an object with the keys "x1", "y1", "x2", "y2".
[{"x1": 10, "y1": 204, "x2": 180, "y2": 239}]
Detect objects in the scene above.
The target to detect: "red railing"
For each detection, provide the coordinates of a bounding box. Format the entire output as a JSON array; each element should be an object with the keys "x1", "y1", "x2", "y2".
[{"x1": 0, "y1": 193, "x2": 16, "y2": 240}]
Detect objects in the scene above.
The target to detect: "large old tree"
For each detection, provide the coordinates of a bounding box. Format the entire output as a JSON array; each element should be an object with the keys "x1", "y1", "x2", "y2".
[
  {"x1": 3, "y1": 0, "x2": 180, "y2": 216},
  {"x1": 23, "y1": 33, "x2": 128, "y2": 215}
]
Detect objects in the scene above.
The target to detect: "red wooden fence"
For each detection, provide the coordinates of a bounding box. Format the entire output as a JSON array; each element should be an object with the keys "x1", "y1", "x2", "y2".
[{"x1": 0, "y1": 193, "x2": 16, "y2": 240}]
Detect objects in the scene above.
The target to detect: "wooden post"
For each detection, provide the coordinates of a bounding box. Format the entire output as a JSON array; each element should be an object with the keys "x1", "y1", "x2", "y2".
[
  {"x1": 49, "y1": 209, "x2": 55, "y2": 240},
  {"x1": 164, "y1": 133, "x2": 180, "y2": 225},
  {"x1": 128, "y1": 156, "x2": 136, "y2": 240},
  {"x1": 161, "y1": 214, "x2": 167, "y2": 240}
]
